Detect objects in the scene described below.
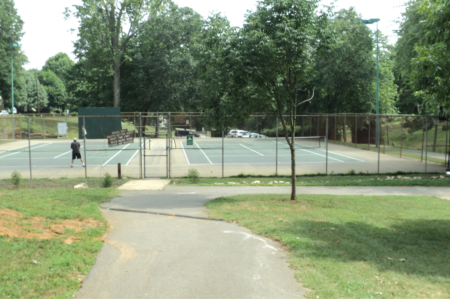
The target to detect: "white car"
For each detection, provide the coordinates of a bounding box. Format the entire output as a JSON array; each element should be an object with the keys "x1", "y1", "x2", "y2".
[
  {"x1": 0, "y1": 110, "x2": 9, "y2": 116},
  {"x1": 249, "y1": 132, "x2": 259, "y2": 138},
  {"x1": 241, "y1": 132, "x2": 250, "y2": 138},
  {"x1": 228, "y1": 130, "x2": 247, "y2": 138}
]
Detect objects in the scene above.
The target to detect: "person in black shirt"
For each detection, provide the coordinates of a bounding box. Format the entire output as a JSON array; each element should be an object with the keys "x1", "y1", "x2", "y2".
[{"x1": 71, "y1": 138, "x2": 85, "y2": 168}]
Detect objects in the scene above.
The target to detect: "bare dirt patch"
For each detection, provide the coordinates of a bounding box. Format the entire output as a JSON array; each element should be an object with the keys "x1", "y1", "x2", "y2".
[{"x1": 0, "y1": 208, "x2": 103, "y2": 244}]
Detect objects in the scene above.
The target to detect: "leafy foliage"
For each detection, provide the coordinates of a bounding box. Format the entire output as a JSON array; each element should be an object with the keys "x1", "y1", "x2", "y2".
[{"x1": 11, "y1": 170, "x2": 22, "y2": 189}]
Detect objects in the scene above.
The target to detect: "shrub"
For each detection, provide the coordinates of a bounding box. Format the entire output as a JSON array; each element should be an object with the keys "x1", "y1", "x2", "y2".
[
  {"x1": 347, "y1": 169, "x2": 356, "y2": 175},
  {"x1": 187, "y1": 168, "x2": 200, "y2": 183},
  {"x1": 11, "y1": 171, "x2": 22, "y2": 189},
  {"x1": 102, "y1": 173, "x2": 114, "y2": 188}
]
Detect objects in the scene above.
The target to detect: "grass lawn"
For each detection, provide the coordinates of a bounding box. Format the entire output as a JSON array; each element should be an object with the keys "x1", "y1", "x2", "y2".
[
  {"x1": 0, "y1": 179, "x2": 122, "y2": 298},
  {"x1": 205, "y1": 194, "x2": 450, "y2": 298},
  {"x1": 173, "y1": 173, "x2": 450, "y2": 187}
]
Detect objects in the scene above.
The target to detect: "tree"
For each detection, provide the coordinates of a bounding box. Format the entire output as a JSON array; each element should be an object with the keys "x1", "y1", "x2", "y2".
[
  {"x1": 42, "y1": 52, "x2": 75, "y2": 83},
  {"x1": 38, "y1": 70, "x2": 67, "y2": 111},
  {"x1": 309, "y1": 8, "x2": 375, "y2": 114},
  {"x1": 0, "y1": 0, "x2": 27, "y2": 107},
  {"x1": 19, "y1": 71, "x2": 49, "y2": 111},
  {"x1": 394, "y1": 0, "x2": 427, "y2": 114},
  {"x1": 410, "y1": 0, "x2": 450, "y2": 112},
  {"x1": 197, "y1": 0, "x2": 331, "y2": 200},
  {"x1": 66, "y1": 0, "x2": 164, "y2": 108},
  {"x1": 120, "y1": 2, "x2": 203, "y2": 112}
]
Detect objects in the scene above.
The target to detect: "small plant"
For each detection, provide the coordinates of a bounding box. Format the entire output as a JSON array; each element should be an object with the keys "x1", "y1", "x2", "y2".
[
  {"x1": 347, "y1": 169, "x2": 356, "y2": 175},
  {"x1": 102, "y1": 173, "x2": 114, "y2": 188},
  {"x1": 187, "y1": 168, "x2": 200, "y2": 183},
  {"x1": 11, "y1": 170, "x2": 22, "y2": 189}
]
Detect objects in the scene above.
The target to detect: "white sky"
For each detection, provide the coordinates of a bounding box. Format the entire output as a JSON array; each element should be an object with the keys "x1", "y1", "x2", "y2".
[{"x1": 14, "y1": 0, "x2": 408, "y2": 70}]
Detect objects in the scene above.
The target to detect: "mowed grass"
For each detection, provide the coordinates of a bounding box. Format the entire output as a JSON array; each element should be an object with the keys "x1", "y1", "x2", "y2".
[
  {"x1": 205, "y1": 194, "x2": 450, "y2": 298},
  {"x1": 0, "y1": 187, "x2": 119, "y2": 299}
]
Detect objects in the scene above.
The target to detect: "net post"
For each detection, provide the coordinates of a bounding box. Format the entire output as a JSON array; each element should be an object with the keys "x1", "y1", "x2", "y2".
[
  {"x1": 83, "y1": 116, "x2": 87, "y2": 179},
  {"x1": 326, "y1": 117, "x2": 329, "y2": 175},
  {"x1": 276, "y1": 116, "x2": 279, "y2": 176},
  {"x1": 139, "y1": 113, "x2": 142, "y2": 179},
  {"x1": 28, "y1": 117, "x2": 32, "y2": 179},
  {"x1": 425, "y1": 117, "x2": 428, "y2": 173}
]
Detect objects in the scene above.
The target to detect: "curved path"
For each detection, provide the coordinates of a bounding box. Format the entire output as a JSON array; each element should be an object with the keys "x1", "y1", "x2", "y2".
[{"x1": 75, "y1": 186, "x2": 449, "y2": 299}]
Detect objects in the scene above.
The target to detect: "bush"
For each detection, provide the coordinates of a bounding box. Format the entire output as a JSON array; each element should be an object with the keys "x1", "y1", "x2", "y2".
[
  {"x1": 347, "y1": 169, "x2": 356, "y2": 175},
  {"x1": 11, "y1": 171, "x2": 22, "y2": 189},
  {"x1": 187, "y1": 168, "x2": 200, "y2": 183},
  {"x1": 102, "y1": 173, "x2": 114, "y2": 188}
]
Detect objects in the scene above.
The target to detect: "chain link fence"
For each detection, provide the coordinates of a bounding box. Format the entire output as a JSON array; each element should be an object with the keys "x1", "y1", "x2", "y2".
[{"x1": 0, "y1": 113, "x2": 448, "y2": 179}]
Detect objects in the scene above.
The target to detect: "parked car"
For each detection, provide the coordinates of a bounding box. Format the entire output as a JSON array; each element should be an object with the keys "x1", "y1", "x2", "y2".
[
  {"x1": 176, "y1": 130, "x2": 200, "y2": 137},
  {"x1": 241, "y1": 132, "x2": 250, "y2": 138},
  {"x1": 249, "y1": 132, "x2": 259, "y2": 138},
  {"x1": 227, "y1": 130, "x2": 247, "y2": 138},
  {"x1": 258, "y1": 134, "x2": 268, "y2": 138},
  {"x1": 0, "y1": 110, "x2": 9, "y2": 116}
]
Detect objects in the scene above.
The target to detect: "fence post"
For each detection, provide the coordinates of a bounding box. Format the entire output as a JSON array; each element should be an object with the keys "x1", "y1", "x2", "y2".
[
  {"x1": 326, "y1": 117, "x2": 329, "y2": 175},
  {"x1": 83, "y1": 116, "x2": 87, "y2": 179},
  {"x1": 334, "y1": 114, "x2": 336, "y2": 143},
  {"x1": 377, "y1": 117, "x2": 381, "y2": 174},
  {"x1": 445, "y1": 119, "x2": 449, "y2": 166},
  {"x1": 276, "y1": 116, "x2": 279, "y2": 176},
  {"x1": 425, "y1": 117, "x2": 428, "y2": 173},
  {"x1": 355, "y1": 115, "x2": 357, "y2": 148},
  {"x1": 20, "y1": 114, "x2": 22, "y2": 139},
  {"x1": 317, "y1": 116, "x2": 319, "y2": 136},
  {"x1": 2, "y1": 117, "x2": 4, "y2": 139},
  {"x1": 421, "y1": 117, "x2": 425, "y2": 162},
  {"x1": 139, "y1": 113, "x2": 142, "y2": 179},
  {"x1": 222, "y1": 130, "x2": 224, "y2": 178},
  {"x1": 400, "y1": 116, "x2": 403, "y2": 158},
  {"x1": 43, "y1": 117, "x2": 45, "y2": 139},
  {"x1": 28, "y1": 117, "x2": 32, "y2": 179},
  {"x1": 384, "y1": 116, "x2": 386, "y2": 154},
  {"x1": 344, "y1": 114, "x2": 346, "y2": 146},
  {"x1": 368, "y1": 116, "x2": 371, "y2": 151},
  {"x1": 168, "y1": 112, "x2": 171, "y2": 178}
]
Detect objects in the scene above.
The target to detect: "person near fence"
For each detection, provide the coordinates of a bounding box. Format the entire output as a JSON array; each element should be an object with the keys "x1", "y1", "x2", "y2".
[{"x1": 71, "y1": 138, "x2": 85, "y2": 168}]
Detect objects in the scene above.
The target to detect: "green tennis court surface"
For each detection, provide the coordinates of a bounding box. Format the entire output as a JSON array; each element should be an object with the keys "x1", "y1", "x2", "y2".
[
  {"x1": 178, "y1": 138, "x2": 365, "y2": 165},
  {"x1": 0, "y1": 140, "x2": 143, "y2": 169}
]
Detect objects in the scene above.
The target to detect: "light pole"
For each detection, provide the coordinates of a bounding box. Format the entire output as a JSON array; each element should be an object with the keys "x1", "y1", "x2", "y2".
[
  {"x1": 361, "y1": 18, "x2": 380, "y2": 147},
  {"x1": 8, "y1": 43, "x2": 21, "y2": 140}
]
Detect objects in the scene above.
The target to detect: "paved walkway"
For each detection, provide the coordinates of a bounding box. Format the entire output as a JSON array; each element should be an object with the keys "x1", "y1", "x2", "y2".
[{"x1": 75, "y1": 185, "x2": 450, "y2": 298}]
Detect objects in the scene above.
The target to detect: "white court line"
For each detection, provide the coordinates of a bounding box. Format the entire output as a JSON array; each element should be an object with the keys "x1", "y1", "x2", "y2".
[
  {"x1": 0, "y1": 143, "x2": 52, "y2": 159},
  {"x1": 126, "y1": 142, "x2": 143, "y2": 165},
  {"x1": 0, "y1": 143, "x2": 38, "y2": 154},
  {"x1": 240, "y1": 144, "x2": 264, "y2": 156},
  {"x1": 54, "y1": 146, "x2": 84, "y2": 159},
  {"x1": 0, "y1": 152, "x2": 21, "y2": 159},
  {"x1": 180, "y1": 141, "x2": 191, "y2": 165},
  {"x1": 102, "y1": 143, "x2": 131, "y2": 166},
  {"x1": 316, "y1": 148, "x2": 366, "y2": 162},
  {"x1": 276, "y1": 141, "x2": 343, "y2": 162},
  {"x1": 194, "y1": 141, "x2": 213, "y2": 164}
]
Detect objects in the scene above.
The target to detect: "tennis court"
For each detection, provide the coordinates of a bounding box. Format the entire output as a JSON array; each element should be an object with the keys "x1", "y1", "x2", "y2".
[
  {"x1": 0, "y1": 139, "x2": 143, "y2": 179},
  {"x1": 178, "y1": 137, "x2": 363, "y2": 165}
]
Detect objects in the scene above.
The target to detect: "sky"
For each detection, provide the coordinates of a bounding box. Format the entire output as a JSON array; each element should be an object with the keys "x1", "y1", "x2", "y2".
[{"x1": 14, "y1": 0, "x2": 408, "y2": 70}]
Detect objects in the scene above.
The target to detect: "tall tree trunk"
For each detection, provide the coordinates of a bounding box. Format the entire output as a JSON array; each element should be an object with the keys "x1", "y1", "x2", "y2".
[{"x1": 113, "y1": 62, "x2": 120, "y2": 107}]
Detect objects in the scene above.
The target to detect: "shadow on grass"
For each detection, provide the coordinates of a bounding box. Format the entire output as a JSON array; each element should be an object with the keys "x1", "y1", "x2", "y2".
[{"x1": 282, "y1": 219, "x2": 450, "y2": 278}]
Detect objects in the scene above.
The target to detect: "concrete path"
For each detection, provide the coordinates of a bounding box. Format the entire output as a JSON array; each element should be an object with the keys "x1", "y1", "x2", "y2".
[{"x1": 75, "y1": 186, "x2": 450, "y2": 299}]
